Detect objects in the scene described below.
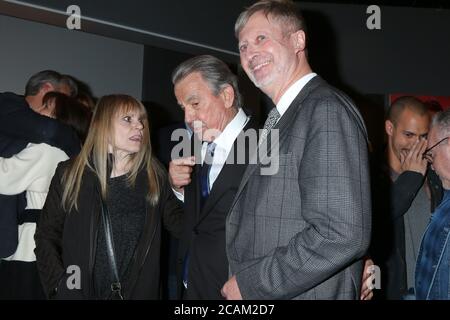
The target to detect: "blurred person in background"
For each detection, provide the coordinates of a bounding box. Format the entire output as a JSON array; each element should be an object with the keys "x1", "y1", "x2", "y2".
[{"x1": 0, "y1": 91, "x2": 91, "y2": 299}]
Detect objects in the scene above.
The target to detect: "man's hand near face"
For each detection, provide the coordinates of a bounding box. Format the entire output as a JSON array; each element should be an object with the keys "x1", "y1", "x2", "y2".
[{"x1": 400, "y1": 139, "x2": 428, "y2": 176}]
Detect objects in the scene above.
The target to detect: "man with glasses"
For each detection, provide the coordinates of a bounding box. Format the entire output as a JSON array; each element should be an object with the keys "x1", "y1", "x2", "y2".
[
  {"x1": 423, "y1": 136, "x2": 449, "y2": 161},
  {"x1": 370, "y1": 96, "x2": 443, "y2": 299},
  {"x1": 415, "y1": 109, "x2": 450, "y2": 299}
]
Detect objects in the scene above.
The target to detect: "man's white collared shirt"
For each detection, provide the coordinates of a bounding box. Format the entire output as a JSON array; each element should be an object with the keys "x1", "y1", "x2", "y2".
[{"x1": 275, "y1": 73, "x2": 317, "y2": 123}]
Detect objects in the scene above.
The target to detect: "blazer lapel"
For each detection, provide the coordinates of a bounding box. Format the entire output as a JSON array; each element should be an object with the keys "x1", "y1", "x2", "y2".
[
  {"x1": 228, "y1": 76, "x2": 324, "y2": 214},
  {"x1": 186, "y1": 136, "x2": 204, "y2": 223},
  {"x1": 197, "y1": 118, "x2": 257, "y2": 224},
  {"x1": 193, "y1": 163, "x2": 203, "y2": 222},
  {"x1": 197, "y1": 151, "x2": 245, "y2": 223}
]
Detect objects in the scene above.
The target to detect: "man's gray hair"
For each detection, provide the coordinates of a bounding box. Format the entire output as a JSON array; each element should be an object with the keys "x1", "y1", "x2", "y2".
[
  {"x1": 432, "y1": 109, "x2": 450, "y2": 137},
  {"x1": 25, "y1": 70, "x2": 78, "y2": 97},
  {"x1": 235, "y1": 0, "x2": 306, "y2": 38},
  {"x1": 171, "y1": 55, "x2": 242, "y2": 109}
]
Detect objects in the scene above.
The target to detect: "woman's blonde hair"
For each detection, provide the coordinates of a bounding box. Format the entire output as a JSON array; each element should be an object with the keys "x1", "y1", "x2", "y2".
[{"x1": 62, "y1": 94, "x2": 163, "y2": 211}]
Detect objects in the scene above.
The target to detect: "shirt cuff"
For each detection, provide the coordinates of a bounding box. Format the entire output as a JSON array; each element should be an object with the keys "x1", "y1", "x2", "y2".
[{"x1": 172, "y1": 187, "x2": 184, "y2": 202}]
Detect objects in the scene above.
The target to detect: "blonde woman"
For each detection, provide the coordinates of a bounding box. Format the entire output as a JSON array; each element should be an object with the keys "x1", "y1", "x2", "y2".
[{"x1": 35, "y1": 95, "x2": 183, "y2": 299}]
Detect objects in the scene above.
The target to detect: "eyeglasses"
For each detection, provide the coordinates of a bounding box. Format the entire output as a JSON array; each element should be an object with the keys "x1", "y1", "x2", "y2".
[{"x1": 423, "y1": 136, "x2": 449, "y2": 160}]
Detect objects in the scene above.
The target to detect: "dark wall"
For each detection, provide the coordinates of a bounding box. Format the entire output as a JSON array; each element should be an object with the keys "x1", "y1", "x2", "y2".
[
  {"x1": 298, "y1": 3, "x2": 450, "y2": 150},
  {"x1": 300, "y1": 3, "x2": 450, "y2": 96},
  {"x1": 142, "y1": 46, "x2": 191, "y2": 130},
  {"x1": 6, "y1": 0, "x2": 253, "y2": 62}
]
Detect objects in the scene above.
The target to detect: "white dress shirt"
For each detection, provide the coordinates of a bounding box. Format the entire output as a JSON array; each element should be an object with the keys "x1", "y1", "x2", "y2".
[{"x1": 275, "y1": 73, "x2": 317, "y2": 123}]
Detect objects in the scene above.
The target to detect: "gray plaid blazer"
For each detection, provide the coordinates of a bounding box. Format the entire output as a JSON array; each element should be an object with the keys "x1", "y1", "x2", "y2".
[{"x1": 226, "y1": 76, "x2": 372, "y2": 299}]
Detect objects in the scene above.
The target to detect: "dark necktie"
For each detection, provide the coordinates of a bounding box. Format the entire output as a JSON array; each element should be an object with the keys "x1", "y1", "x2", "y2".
[{"x1": 199, "y1": 142, "x2": 216, "y2": 207}]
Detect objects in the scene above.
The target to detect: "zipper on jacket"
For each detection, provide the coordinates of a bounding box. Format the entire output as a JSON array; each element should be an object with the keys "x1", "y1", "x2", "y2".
[
  {"x1": 88, "y1": 190, "x2": 101, "y2": 297},
  {"x1": 126, "y1": 201, "x2": 159, "y2": 298},
  {"x1": 140, "y1": 216, "x2": 158, "y2": 271}
]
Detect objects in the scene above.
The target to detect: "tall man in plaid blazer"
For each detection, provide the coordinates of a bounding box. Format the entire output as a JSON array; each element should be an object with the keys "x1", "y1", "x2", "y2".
[{"x1": 222, "y1": 0, "x2": 372, "y2": 300}]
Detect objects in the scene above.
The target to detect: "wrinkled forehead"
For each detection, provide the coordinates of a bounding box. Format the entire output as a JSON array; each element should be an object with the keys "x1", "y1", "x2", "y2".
[
  {"x1": 239, "y1": 11, "x2": 290, "y2": 39},
  {"x1": 240, "y1": 12, "x2": 269, "y2": 34},
  {"x1": 175, "y1": 72, "x2": 213, "y2": 99},
  {"x1": 428, "y1": 126, "x2": 443, "y2": 142},
  {"x1": 396, "y1": 109, "x2": 430, "y2": 128}
]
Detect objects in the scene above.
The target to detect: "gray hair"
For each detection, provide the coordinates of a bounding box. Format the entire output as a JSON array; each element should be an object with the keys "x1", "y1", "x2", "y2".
[
  {"x1": 25, "y1": 70, "x2": 78, "y2": 97},
  {"x1": 235, "y1": 0, "x2": 306, "y2": 38},
  {"x1": 431, "y1": 109, "x2": 450, "y2": 137},
  {"x1": 171, "y1": 55, "x2": 242, "y2": 109}
]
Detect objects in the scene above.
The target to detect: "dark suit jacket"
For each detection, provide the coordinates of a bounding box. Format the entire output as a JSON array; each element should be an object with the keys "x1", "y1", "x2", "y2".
[{"x1": 176, "y1": 118, "x2": 257, "y2": 300}]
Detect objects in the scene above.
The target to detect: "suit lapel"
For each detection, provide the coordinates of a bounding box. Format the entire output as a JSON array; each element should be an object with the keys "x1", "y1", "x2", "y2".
[
  {"x1": 228, "y1": 76, "x2": 324, "y2": 214},
  {"x1": 197, "y1": 147, "x2": 243, "y2": 221},
  {"x1": 187, "y1": 136, "x2": 203, "y2": 223},
  {"x1": 193, "y1": 163, "x2": 203, "y2": 222},
  {"x1": 196, "y1": 119, "x2": 257, "y2": 224}
]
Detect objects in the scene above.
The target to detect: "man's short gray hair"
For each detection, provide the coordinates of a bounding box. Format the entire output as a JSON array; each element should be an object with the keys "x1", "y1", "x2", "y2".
[
  {"x1": 431, "y1": 109, "x2": 450, "y2": 137},
  {"x1": 234, "y1": 0, "x2": 306, "y2": 38},
  {"x1": 171, "y1": 55, "x2": 242, "y2": 109},
  {"x1": 25, "y1": 70, "x2": 78, "y2": 97}
]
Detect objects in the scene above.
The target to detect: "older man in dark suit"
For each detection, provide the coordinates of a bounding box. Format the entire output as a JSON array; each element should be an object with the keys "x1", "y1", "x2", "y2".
[
  {"x1": 222, "y1": 0, "x2": 371, "y2": 300},
  {"x1": 169, "y1": 55, "x2": 257, "y2": 299}
]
